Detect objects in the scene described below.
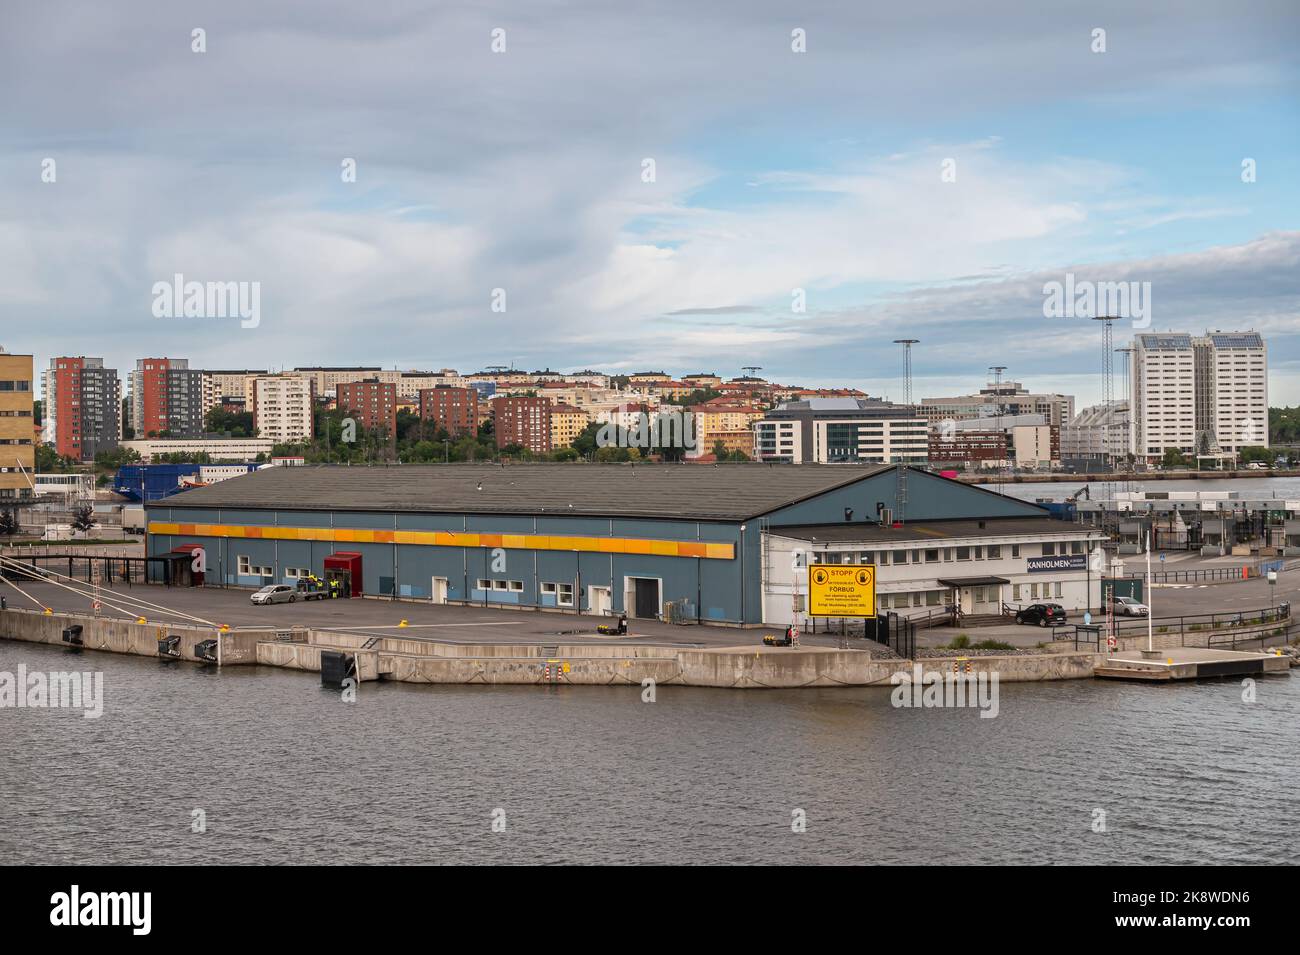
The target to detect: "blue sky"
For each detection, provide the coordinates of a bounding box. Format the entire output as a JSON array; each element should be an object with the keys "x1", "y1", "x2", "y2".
[{"x1": 1, "y1": 0, "x2": 1297, "y2": 407}]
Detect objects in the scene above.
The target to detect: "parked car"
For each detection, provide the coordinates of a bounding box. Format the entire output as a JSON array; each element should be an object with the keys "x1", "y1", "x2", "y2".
[
  {"x1": 1110, "y1": 595, "x2": 1150, "y2": 617},
  {"x1": 251, "y1": 584, "x2": 297, "y2": 605},
  {"x1": 1014, "y1": 603, "x2": 1067, "y2": 626}
]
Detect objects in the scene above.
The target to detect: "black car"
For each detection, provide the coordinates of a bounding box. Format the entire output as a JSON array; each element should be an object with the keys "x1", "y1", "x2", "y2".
[{"x1": 1015, "y1": 603, "x2": 1067, "y2": 626}]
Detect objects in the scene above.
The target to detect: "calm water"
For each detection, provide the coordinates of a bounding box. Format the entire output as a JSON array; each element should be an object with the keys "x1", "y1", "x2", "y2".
[
  {"x1": 982, "y1": 476, "x2": 1300, "y2": 503},
  {"x1": 2, "y1": 640, "x2": 1296, "y2": 865}
]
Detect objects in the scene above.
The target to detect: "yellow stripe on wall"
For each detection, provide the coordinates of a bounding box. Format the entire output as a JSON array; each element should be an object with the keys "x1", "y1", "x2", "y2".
[{"x1": 148, "y1": 522, "x2": 735, "y2": 560}]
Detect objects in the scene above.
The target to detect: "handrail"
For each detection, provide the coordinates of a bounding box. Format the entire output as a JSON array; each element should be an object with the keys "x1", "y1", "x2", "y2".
[
  {"x1": 1114, "y1": 567, "x2": 1255, "y2": 583},
  {"x1": 1118, "y1": 603, "x2": 1289, "y2": 637},
  {"x1": 1201, "y1": 622, "x2": 1293, "y2": 651}
]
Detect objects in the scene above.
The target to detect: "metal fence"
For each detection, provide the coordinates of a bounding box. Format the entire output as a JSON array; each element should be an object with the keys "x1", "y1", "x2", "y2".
[
  {"x1": 1058, "y1": 604, "x2": 1292, "y2": 651},
  {"x1": 1116, "y1": 567, "x2": 1255, "y2": 583}
]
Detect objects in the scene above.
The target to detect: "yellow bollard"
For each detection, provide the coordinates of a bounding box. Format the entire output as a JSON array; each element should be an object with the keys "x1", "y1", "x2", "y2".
[
  {"x1": 137, "y1": 617, "x2": 147, "y2": 624},
  {"x1": 43, "y1": 608, "x2": 52, "y2": 615},
  {"x1": 398, "y1": 619, "x2": 409, "y2": 628}
]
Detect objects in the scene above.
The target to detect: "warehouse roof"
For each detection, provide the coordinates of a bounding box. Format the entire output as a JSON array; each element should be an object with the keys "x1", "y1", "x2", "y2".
[
  {"x1": 154, "y1": 462, "x2": 897, "y2": 521},
  {"x1": 773, "y1": 517, "x2": 1100, "y2": 543}
]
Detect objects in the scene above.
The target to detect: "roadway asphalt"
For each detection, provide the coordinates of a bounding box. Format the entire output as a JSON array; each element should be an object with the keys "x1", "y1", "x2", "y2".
[
  {"x1": 916, "y1": 567, "x2": 1300, "y2": 648},
  {"x1": 0, "y1": 580, "x2": 832, "y2": 650},
  {"x1": 5, "y1": 557, "x2": 1295, "y2": 653}
]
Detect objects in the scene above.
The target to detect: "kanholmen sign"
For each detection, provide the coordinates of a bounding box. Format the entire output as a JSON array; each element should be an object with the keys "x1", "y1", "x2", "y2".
[{"x1": 1026, "y1": 555, "x2": 1087, "y2": 572}]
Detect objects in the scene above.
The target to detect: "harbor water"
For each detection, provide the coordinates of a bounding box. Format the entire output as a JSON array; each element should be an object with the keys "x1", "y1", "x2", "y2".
[{"x1": 2, "y1": 640, "x2": 1296, "y2": 865}]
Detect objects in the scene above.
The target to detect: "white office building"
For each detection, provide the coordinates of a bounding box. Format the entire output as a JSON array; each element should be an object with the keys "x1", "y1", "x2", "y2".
[
  {"x1": 120, "y1": 438, "x2": 275, "y2": 462},
  {"x1": 1061, "y1": 401, "x2": 1130, "y2": 465},
  {"x1": 754, "y1": 398, "x2": 928, "y2": 465},
  {"x1": 1130, "y1": 331, "x2": 1268, "y2": 464},
  {"x1": 763, "y1": 518, "x2": 1109, "y2": 626}
]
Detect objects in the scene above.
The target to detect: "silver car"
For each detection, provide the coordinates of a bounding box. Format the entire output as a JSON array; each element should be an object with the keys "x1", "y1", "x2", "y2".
[
  {"x1": 1110, "y1": 595, "x2": 1150, "y2": 616},
  {"x1": 251, "y1": 584, "x2": 297, "y2": 605}
]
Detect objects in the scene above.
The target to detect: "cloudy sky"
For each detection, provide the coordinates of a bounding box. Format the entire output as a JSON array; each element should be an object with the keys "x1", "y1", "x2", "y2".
[{"x1": 2, "y1": 0, "x2": 1298, "y2": 407}]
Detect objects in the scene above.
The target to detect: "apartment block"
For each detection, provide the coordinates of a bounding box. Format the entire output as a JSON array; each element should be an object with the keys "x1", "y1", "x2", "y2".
[
  {"x1": 398, "y1": 370, "x2": 465, "y2": 399},
  {"x1": 42, "y1": 357, "x2": 121, "y2": 461},
  {"x1": 418, "y1": 386, "x2": 479, "y2": 437},
  {"x1": 129, "y1": 358, "x2": 205, "y2": 438},
  {"x1": 252, "y1": 375, "x2": 316, "y2": 445},
  {"x1": 291, "y1": 366, "x2": 384, "y2": 398},
  {"x1": 492, "y1": 395, "x2": 552, "y2": 454},
  {"x1": 336, "y1": 379, "x2": 398, "y2": 437},
  {"x1": 549, "y1": 403, "x2": 589, "y2": 448},
  {"x1": 203, "y1": 369, "x2": 267, "y2": 417},
  {"x1": 690, "y1": 404, "x2": 762, "y2": 458},
  {"x1": 0, "y1": 347, "x2": 35, "y2": 503},
  {"x1": 1060, "y1": 401, "x2": 1130, "y2": 466}
]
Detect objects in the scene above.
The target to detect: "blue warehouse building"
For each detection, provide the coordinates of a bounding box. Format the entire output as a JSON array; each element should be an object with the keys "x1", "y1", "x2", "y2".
[{"x1": 144, "y1": 463, "x2": 1073, "y2": 625}]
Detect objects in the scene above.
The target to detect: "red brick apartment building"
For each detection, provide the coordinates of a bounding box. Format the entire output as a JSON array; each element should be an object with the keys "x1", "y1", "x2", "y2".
[
  {"x1": 336, "y1": 379, "x2": 397, "y2": 437},
  {"x1": 419, "y1": 386, "x2": 479, "y2": 437},
  {"x1": 492, "y1": 395, "x2": 552, "y2": 454}
]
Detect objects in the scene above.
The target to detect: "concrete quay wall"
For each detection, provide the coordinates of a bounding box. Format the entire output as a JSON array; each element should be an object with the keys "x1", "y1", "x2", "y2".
[
  {"x1": 0, "y1": 607, "x2": 266, "y2": 664},
  {"x1": 2, "y1": 607, "x2": 1106, "y2": 688}
]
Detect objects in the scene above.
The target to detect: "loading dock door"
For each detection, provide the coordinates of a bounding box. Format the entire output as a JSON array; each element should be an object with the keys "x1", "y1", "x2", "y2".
[
  {"x1": 323, "y1": 551, "x2": 363, "y2": 598},
  {"x1": 632, "y1": 578, "x2": 660, "y2": 619},
  {"x1": 325, "y1": 568, "x2": 353, "y2": 598},
  {"x1": 431, "y1": 577, "x2": 448, "y2": 604},
  {"x1": 589, "y1": 586, "x2": 612, "y2": 616}
]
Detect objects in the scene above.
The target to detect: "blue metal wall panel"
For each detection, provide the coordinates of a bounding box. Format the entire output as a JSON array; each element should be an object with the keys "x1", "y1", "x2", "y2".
[
  {"x1": 765, "y1": 469, "x2": 1046, "y2": 525},
  {"x1": 396, "y1": 514, "x2": 468, "y2": 531}
]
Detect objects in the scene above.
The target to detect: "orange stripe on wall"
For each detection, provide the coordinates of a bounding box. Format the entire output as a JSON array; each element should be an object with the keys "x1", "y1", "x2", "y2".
[{"x1": 146, "y1": 521, "x2": 735, "y2": 560}]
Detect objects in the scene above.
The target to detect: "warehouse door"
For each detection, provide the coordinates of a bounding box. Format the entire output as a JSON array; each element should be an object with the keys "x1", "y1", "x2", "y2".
[
  {"x1": 430, "y1": 577, "x2": 448, "y2": 604},
  {"x1": 629, "y1": 577, "x2": 661, "y2": 619},
  {"x1": 589, "y1": 586, "x2": 611, "y2": 616}
]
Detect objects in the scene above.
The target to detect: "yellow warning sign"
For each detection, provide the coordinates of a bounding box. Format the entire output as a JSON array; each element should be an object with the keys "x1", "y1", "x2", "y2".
[{"x1": 808, "y1": 564, "x2": 876, "y2": 618}]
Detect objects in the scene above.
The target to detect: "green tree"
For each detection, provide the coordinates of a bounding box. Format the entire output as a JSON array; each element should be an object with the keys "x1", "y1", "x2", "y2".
[
  {"x1": 1162, "y1": 447, "x2": 1188, "y2": 469},
  {"x1": 1269, "y1": 406, "x2": 1300, "y2": 446},
  {"x1": 205, "y1": 406, "x2": 256, "y2": 437},
  {"x1": 663, "y1": 387, "x2": 722, "y2": 407},
  {"x1": 94, "y1": 446, "x2": 142, "y2": 470},
  {"x1": 72, "y1": 504, "x2": 97, "y2": 534},
  {"x1": 36, "y1": 444, "x2": 77, "y2": 472}
]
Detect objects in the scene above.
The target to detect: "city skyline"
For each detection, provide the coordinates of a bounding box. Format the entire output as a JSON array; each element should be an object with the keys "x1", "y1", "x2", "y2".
[
  {"x1": 3, "y1": 1, "x2": 1297, "y2": 407},
  {"x1": 14, "y1": 326, "x2": 1284, "y2": 414}
]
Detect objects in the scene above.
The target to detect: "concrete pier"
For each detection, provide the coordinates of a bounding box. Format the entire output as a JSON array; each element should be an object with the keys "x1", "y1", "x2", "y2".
[{"x1": 1095, "y1": 646, "x2": 1292, "y2": 681}]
